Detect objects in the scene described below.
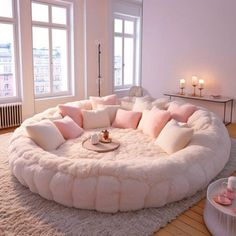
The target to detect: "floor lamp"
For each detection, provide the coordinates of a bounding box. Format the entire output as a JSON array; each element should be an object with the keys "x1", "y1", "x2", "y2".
[{"x1": 97, "y1": 43, "x2": 101, "y2": 97}]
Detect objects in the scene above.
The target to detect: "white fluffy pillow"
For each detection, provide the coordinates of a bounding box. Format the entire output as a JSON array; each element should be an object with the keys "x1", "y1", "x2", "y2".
[
  {"x1": 97, "y1": 104, "x2": 120, "y2": 123},
  {"x1": 82, "y1": 109, "x2": 110, "y2": 129},
  {"x1": 26, "y1": 119, "x2": 65, "y2": 151},
  {"x1": 152, "y1": 98, "x2": 169, "y2": 110},
  {"x1": 155, "y1": 119, "x2": 193, "y2": 154},
  {"x1": 120, "y1": 101, "x2": 134, "y2": 110},
  {"x1": 132, "y1": 96, "x2": 153, "y2": 112}
]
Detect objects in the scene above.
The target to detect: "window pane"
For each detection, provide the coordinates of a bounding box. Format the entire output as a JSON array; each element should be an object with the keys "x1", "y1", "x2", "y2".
[
  {"x1": 32, "y1": 27, "x2": 50, "y2": 95},
  {"x1": 114, "y1": 19, "x2": 122, "y2": 33},
  {"x1": 0, "y1": 23, "x2": 16, "y2": 97},
  {"x1": 52, "y1": 29, "x2": 68, "y2": 93},
  {"x1": 124, "y1": 38, "x2": 134, "y2": 85},
  {"x1": 52, "y1": 6, "x2": 66, "y2": 25},
  {"x1": 125, "y1": 20, "x2": 134, "y2": 34},
  {"x1": 0, "y1": 0, "x2": 13, "y2": 18},
  {"x1": 114, "y1": 37, "x2": 122, "y2": 87},
  {"x1": 32, "y1": 3, "x2": 49, "y2": 22}
]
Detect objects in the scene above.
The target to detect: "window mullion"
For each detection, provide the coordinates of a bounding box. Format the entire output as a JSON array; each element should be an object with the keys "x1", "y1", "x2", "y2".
[
  {"x1": 133, "y1": 19, "x2": 137, "y2": 86},
  {"x1": 48, "y1": 6, "x2": 53, "y2": 95},
  {"x1": 122, "y1": 19, "x2": 125, "y2": 87}
]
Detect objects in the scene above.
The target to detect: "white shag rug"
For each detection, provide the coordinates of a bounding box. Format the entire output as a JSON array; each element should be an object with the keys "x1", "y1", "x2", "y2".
[{"x1": 1, "y1": 133, "x2": 236, "y2": 236}]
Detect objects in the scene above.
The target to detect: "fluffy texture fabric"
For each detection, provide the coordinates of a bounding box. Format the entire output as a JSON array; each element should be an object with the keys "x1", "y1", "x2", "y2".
[
  {"x1": 120, "y1": 100, "x2": 134, "y2": 110},
  {"x1": 97, "y1": 104, "x2": 120, "y2": 123},
  {"x1": 82, "y1": 109, "x2": 110, "y2": 129},
  {"x1": 59, "y1": 104, "x2": 83, "y2": 127},
  {"x1": 132, "y1": 96, "x2": 153, "y2": 112},
  {"x1": 112, "y1": 109, "x2": 142, "y2": 129},
  {"x1": 168, "y1": 102, "x2": 197, "y2": 122},
  {"x1": 2, "y1": 133, "x2": 236, "y2": 235},
  {"x1": 53, "y1": 116, "x2": 84, "y2": 140},
  {"x1": 152, "y1": 98, "x2": 170, "y2": 110},
  {"x1": 90, "y1": 94, "x2": 118, "y2": 109},
  {"x1": 155, "y1": 119, "x2": 194, "y2": 154},
  {"x1": 9, "y1": 101, "x2": 231, "y2": 213},
  {"x1": 139, "y1": 107, "x2": 171, "y2": 138},
  {"x1": 25, "y1": 119, "x2": 65, "y2": 151}
]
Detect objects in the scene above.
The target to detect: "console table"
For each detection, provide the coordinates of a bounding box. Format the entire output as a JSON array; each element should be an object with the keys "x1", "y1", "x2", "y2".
[{"x1": 164, "y1": 93, "x2": 233, "y2": 125}]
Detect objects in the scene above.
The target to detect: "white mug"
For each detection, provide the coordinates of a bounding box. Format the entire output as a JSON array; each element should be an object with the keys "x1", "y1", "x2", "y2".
[{"x1": 91, "y1": 134, "x2": 99, "y2": 145}]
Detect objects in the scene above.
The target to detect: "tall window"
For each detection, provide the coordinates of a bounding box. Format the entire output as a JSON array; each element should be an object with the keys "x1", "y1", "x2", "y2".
[
  {"x1": 32, "y1": 1, "x2": 71, "y2": 97},
  {"x1": 0, "y1": 0, "x2": 19, "y2": 100},
  {"x1": 113, "y1": 14, "x2": 141, "y2": 90}
]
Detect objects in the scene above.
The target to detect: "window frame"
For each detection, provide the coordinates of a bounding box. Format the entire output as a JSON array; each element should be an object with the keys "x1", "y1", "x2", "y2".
[
  {"x1": 0, "y1": 0, "x2": 20, "y2": 103},
  {"x1": 112, "y1": 13, "x2": 141, "y2": 91},
  {"x1": 32, "y1": 0, "x2": 72, "y2": 99}
]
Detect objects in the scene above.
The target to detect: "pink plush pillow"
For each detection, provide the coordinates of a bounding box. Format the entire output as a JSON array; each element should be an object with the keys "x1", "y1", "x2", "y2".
[
  {"x1": 90, "y1": 94, "x2": 118, "y2": 109},
  {"x1": 112, "y1": 109, "x2": 142, "y2": 129},
  {"x1": 58, "y1": 104, "x2": 83, "y2": 127},
  {"x1": 140, "y1": 107, "x2": 171, "y2": 138},
  {"x1": 53, "y1": 116, "x2": 83, "y2": 140},
  {"x1": 168, "y1": 103, "x2": 197, "y2": 122}
]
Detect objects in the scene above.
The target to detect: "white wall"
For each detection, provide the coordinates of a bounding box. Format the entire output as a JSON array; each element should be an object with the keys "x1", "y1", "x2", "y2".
[
  {"x1": 142, "y1": 0, "x2": 236, "y2": 122},
  {"x1": 85, "y1": 0, "x2": 111, "y2": 97}
]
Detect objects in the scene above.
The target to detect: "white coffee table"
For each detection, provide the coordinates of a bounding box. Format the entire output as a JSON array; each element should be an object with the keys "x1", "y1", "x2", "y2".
[{"x1": 204, "y1": 178, "x2": 236, "y2": 236}]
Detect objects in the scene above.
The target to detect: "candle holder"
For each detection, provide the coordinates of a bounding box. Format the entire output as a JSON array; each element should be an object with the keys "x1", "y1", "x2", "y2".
[
  {"x1": 191, "y1": 76, "x2": 198, "y2": 96},
  {"x1": 179, "y1": 79, "x2": 185, "y2": 95},
  {"x1": 199, "y1": 87, "x2": 203, "y2": 97},
  {"x1": 198, "y1": 79, "x2": 204, "y2": 97},
  {"x1": 192, "y1": 84, "x2": 197, "y2": 96},
  {"x1": 179, "y1": 87, "x2": 184, "y2": 95}
]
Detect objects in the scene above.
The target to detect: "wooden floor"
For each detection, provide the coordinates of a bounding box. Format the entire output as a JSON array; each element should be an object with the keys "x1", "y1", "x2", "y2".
[
  {"x1": 1, "y1": 124, "x2": 236, "y2": 236},
  {"x1": 154, "y1": 123, "x2": 236, "y2": 236}
]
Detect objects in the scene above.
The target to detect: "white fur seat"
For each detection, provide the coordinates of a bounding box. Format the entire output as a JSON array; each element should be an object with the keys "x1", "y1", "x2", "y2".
[{"x1": 8, "y1": 102, "x2": 231, "y2": 213}]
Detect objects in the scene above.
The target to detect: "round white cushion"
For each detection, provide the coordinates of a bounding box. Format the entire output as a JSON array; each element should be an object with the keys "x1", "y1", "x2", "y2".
[{"x1": 8, "y1": 101, "x2": 231, "y2": 212}]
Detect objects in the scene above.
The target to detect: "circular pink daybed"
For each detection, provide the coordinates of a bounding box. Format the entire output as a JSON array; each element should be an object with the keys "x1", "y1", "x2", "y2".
[{"x1": 8, "y1": 101, "x2": 231, "y2": 213}]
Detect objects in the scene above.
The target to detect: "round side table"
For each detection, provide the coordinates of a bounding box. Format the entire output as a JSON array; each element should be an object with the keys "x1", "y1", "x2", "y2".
[{"x1": 204, "y1": 178, "x2": 236, "y2": 236}]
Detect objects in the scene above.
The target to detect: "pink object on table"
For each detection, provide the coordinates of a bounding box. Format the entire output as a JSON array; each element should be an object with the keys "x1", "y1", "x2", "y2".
[
  {"x1": 168, "y1": 103, "x2": 196, "y2": 122},
  {"x1": 53, "y1": 116, "x2": 83, "y2": 140},
  {"x1": 213, "y1": 195, "x2": 232, "y2": 206},
  {"x1": 223, "y1": 189, "x2": 234, "y2": 200},
  {"x1": 112, "y1": 109, "x2": 142, "y2": 129},
  {"x1": 59, "y1": 104, "x2": 83, "y2": 127}
]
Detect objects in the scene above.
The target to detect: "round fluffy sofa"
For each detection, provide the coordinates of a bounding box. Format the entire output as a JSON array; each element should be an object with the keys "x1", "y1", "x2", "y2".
[{"x1": 8, "y1": 99, "x2": 231, "y2": 213}]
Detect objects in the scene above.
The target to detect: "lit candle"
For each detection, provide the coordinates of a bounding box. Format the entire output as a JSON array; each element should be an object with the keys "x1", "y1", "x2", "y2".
[
  {"x1": 192, "y1": 76, "x2": 198, "y2": 86},
  {"x1": 199, "y1": 79, "x2": 204, "y2": 89},
  {"x1": 179, "y1": 79, "x2": 185, "y2": 89}
]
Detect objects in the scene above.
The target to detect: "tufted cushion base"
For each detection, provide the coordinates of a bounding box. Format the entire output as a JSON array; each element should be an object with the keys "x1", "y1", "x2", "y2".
[{"x1": 8, "y1": 101, "x2": 231, "y2": 213}]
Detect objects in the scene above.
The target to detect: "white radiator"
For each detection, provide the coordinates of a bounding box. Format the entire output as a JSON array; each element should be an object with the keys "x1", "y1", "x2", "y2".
[{"x1": 0, "y1": 103, "x2": 22, "y2": 129}]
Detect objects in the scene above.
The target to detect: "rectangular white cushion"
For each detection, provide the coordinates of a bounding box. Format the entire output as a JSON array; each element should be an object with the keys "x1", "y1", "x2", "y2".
[
  {"x1": 97, "y1": 104, "x2": 120, "y2": 123},
  {"x1": 82, "y1": 109, "x2": 110, "y2": 129},
  {"x1": 155, "y1": 119, "x2": 193, "y2": 154},
  {"x1": 26, "y1": 119, "x2": 65, "y2": 151}
]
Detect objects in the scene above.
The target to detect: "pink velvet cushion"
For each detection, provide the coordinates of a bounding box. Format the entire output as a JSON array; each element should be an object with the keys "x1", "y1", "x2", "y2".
[
  {"x1": 53, "y1": 116, "x2": 83, "y2": 140},
  {"x1": 140, "y1": 107, "x2": 171, "y2": 138},
  {"x1": 112, "y1": 109, "x2": 142, "y2": 129},
  {"x1": 90, "y1": 94, "x2": 118, "y2": 109},
  {"x1": 58, "y1": 104, "x2": 83, "y2": 127},
  {"x1": 168, "y1": 103, "x2": 197, "y2": 122}
]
